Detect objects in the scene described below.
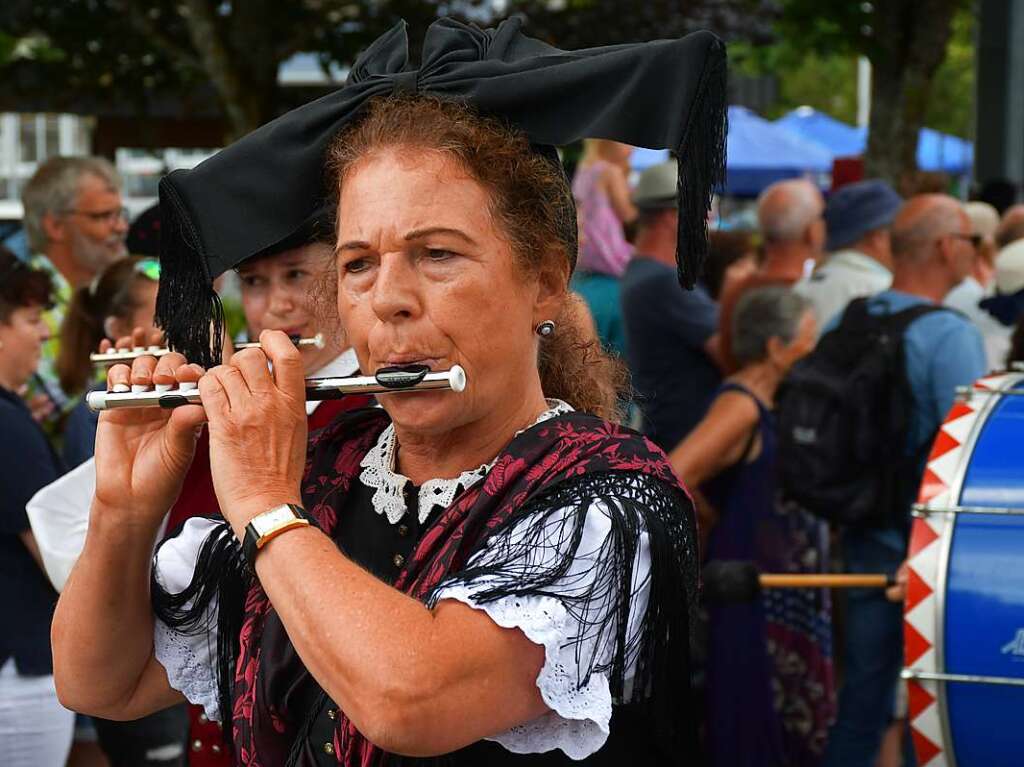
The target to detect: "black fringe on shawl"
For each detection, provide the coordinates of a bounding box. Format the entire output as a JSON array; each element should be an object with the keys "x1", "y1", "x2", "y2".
[
  {"x1": 425, "y1": 470, "x2": 700, "y2": 764},
  {"x1": 151, "y1": 520, "x2": 250, "y2": 750},
  {"x1": 676, "y1": 35, "x2": 728, "y2": 289},
  {"x1": 155, "y1": 177, "x2": 224, "y2": 369}
]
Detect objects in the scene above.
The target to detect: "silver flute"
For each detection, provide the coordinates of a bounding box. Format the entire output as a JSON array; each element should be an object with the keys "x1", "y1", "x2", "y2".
[
  {"x1": 89, "y1": 334, "x2": 325, "y2": 365},
  {"x1": 87, "y1": 365, "x2": 466, "y2": 412}
]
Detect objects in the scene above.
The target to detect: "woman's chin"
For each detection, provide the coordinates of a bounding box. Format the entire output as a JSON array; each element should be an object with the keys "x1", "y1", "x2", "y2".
[{"x1": 380, "y1": 390, "x2": 468, "y2": 434}]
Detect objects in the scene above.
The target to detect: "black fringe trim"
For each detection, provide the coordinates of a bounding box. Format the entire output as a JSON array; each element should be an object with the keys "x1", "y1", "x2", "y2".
[
  {"x1": 676, "y1": 36, "x2": 728, "y2": 289},
  {"x1": 151, "y1": 520, "x2": 250, "y2": 750},
  {"x1": 155, "y1": 176, "x2": 224, "y2": 369},
  {"x1": 426, "y1": 470, "x2": 699, "y2": 763}
]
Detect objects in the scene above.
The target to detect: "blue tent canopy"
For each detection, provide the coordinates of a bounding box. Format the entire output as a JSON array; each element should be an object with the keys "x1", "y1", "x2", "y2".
[
  {"x1": 775, "y1": 106, "x2": 865, "y2": 157},
  {"x1": 725, "y1": 106, "x2": 832, "y2": 197},
  {"x1": 775, "y1": 107, "x2": 974, "y2": 175}
]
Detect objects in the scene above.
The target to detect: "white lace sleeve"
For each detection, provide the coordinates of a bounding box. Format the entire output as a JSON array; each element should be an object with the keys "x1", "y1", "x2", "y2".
[
  {"x1": 152, "y1": 516, "x2": 223, "y2": 722},
  {"x1": 431, "y1": 497, "x2": 651, "y2": 760}
]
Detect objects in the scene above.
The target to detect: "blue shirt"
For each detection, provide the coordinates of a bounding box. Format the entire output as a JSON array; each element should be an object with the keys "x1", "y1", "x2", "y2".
[
  {"x1": 621, "y1": 256, "x2": 721, "y2": 450},
  {"x1": 0, "y1": 385, "x2": 64, "y2": 675}
]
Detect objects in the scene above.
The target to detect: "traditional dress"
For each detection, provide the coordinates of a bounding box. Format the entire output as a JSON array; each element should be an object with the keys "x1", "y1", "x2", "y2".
[{"x1": 151, "y1": 403, "x2": 698, "y2": 765}]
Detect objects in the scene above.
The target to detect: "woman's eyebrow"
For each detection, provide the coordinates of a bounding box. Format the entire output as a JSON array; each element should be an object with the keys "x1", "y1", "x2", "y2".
[
  {"x1": 404, "y1": 227, "x2": 478, "y2": 245},
  {"x1": 335, "y1": 240, "x2": 372, "y2": 254}
]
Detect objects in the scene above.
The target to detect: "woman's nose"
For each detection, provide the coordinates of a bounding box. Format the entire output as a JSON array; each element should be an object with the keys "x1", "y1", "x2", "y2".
[
  {"x1": 266, "y1": 284, "x2": 296, "y2": 316},
  {"x1": 371, "y1": 254, "x2": 420, "y2": 322}
]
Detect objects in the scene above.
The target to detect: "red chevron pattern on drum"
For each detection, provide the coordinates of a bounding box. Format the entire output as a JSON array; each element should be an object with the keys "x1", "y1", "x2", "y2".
[
  {"x1": 902, "y1": 373, "x2": 1000, "y2": 767},
  {"x1": 902, "y1": 372, "x2": 1018, "y2": 765}
]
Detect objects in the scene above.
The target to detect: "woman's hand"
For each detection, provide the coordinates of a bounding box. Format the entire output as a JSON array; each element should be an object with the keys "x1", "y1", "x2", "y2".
[
  {"x1": 93, "y1": 327, "x2": 207, "y2": 528},
  {"x1": 201, "y1": 330, "x2": 308, "y2": 537}
]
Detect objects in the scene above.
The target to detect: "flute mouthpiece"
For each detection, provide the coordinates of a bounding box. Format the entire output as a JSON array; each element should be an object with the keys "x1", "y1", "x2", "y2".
[{"x1": 312, "y1": 333, "x2": 325, "y2": 349}]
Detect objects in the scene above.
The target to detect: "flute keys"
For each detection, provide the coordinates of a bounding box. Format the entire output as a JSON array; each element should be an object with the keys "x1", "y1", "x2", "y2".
[
  {"x1": 179, "y1": 381, "x2": 198, "y2": 391},
  {"x1": 112, "y1": 384, "x2": 130, "y2": 393},
  {"x1": 155, "y1": 383, "x2": 173, "y2": 393}
]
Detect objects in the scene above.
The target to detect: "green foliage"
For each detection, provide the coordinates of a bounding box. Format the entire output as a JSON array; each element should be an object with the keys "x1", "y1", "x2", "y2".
[
  {"x1": 732, "y1": 1, "x2": 975, "y2": 138},
  {"x1": 924, "y1": 6, "x2": 976, "y2": 138}
]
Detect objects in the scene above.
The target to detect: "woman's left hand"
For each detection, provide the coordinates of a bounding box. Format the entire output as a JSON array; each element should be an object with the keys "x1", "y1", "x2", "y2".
[{"x1": 201, "y1": 330, "x2": 309, "y2": 537}]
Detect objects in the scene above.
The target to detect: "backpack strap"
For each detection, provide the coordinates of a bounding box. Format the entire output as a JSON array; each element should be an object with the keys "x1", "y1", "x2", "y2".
[{"x1": 838, "y1": 296, "x2": 953, "y2": 336}]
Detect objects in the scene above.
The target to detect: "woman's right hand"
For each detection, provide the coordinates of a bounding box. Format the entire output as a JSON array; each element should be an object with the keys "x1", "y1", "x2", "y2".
[{"x1": 93, "y1": 328, "x2": 208, "y2": 528}]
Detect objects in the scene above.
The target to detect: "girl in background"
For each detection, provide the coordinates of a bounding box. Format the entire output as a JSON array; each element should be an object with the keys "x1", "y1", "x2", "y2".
[{"x1": 58, "y1": 257, "x2": 161, "y2": 469}]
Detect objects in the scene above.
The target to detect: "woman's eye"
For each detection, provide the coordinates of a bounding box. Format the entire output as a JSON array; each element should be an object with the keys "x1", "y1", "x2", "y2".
[
  {"x1": 240, "y1": 275, "x2": 264, "y2": 288},
  {"x1": 286, "y1": 269, "x2": 308, "y2": 281},
  {"x1": 343, "y1": 258, "x2": 370, "y2": 274}
]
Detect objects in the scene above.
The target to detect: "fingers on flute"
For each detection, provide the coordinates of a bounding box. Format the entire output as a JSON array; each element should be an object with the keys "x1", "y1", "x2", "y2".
[
  {"x1": 260, "y1": 329, "x2": 304, "y2": 395},
  {"x1": 130, "y1": 355, "x2": 158, "y2": 389},
  {"x1": 107, "y1": 363, "x2": 132, "y2": 392},
  {"x1": 232, "y1": 348, "x2": 274, "y2": 392},
  {"x1": 153, "y1": 353, "x2": 192, "y2": 387}
]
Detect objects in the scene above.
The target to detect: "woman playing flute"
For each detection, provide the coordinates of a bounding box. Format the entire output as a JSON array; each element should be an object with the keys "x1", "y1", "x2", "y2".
[{"x1": 51, "y1": 18, "x2": 726, "y2": 765}]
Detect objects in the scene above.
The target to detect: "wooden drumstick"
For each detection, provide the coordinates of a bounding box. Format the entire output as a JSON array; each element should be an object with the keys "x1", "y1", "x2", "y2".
[
  {"x1": 703, "y1": 560, "x2": 895, "y2": 604},
  {"x1": 759, "y1": 573, "x2": 893, "y2": 589}
]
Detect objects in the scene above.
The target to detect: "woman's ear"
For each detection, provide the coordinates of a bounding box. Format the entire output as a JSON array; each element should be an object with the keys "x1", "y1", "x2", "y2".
[
  {"x1": 765, "y1": 335, "x2": 788, "y2": 369},
  {"x1": 533, "y1": 253, "x2": 569, "y2": 326}
]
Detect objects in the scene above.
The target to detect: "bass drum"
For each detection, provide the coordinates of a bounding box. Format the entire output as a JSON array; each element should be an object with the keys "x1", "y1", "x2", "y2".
[{"x1": 904, "y1": 371, "x2": 1024, "y2": 767}]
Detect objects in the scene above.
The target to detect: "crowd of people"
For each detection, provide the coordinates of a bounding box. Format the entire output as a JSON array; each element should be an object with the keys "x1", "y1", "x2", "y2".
[
  {"x1": 1, "y1": 20, "x2": 1023, "y2": 767},
  {"x1": 577, "y1": 143, "x2": 1024, "y2": 767}
]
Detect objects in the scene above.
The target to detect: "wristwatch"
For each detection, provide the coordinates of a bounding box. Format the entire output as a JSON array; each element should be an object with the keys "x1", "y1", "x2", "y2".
[{"x1": 242, "y1": 503, "x2": 317, "y2": 567}]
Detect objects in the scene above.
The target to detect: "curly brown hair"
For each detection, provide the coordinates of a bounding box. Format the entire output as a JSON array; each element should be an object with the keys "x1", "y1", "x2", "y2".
[{"x1": 327, "y1": 95, "x2": 628, "y2": 421}]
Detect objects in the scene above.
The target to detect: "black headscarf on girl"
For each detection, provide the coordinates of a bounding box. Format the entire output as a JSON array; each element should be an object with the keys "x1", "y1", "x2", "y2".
[{"x1": 156, "y1": 16, "x2": 727, "y2": 366}]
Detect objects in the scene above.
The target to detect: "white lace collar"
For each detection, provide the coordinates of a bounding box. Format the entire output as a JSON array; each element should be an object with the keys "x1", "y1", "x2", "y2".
[{"x1": 359, "y1": 399, "x2": 574, "y2": 525}]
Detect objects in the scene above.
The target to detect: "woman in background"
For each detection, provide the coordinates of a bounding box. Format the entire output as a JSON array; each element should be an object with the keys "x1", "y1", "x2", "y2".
[
  {"x1": 570, "y1": 139, "x2": 636, "y2": 356},
  {"x1": 671, "y1": 285, "x2": 833, "y2": 767},
  {"x1": 0, "y1": 247, "x2": 73, "y2": 766},
  {"x1": 58, "y1": 257, "x2": 161, "y2": 469}
]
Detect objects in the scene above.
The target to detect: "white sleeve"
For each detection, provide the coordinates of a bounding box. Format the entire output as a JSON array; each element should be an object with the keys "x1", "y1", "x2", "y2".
[
  {"x1": 26, "y1": 458, "x2": 171, "y2": 592},
  {"x1": 25, "y1": 458, "x2": 97, "y2": 592},
  {"x1": 431, "y1": 498, "x2": 651, "y2": 760},
  {"x1": 152, "y1": 516, "x2": 223, "y2": 722}
]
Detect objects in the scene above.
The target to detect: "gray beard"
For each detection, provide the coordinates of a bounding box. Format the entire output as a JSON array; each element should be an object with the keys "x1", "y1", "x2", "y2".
[{"x1": 70, "y1": 227, "x2": 126, "y2": 274}]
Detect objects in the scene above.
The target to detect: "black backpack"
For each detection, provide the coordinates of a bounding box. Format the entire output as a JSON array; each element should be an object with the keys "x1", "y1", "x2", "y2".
[{"x1": 776, "y1": 298, "x2": 947, "y2": 527}]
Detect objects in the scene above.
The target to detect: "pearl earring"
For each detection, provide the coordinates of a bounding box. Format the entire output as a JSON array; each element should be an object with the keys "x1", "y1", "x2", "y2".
[{"x1": 535, "y1": 320, "x2": 556, "y2": 338}]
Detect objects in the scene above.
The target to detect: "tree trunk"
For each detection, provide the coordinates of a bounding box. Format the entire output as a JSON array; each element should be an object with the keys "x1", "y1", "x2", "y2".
[
  {"x1": 179, "y1": 0, "x2": 279, "y2": 141},
  {"x1": 864, "y1": 0, "x2": 960, "y2": 190}
]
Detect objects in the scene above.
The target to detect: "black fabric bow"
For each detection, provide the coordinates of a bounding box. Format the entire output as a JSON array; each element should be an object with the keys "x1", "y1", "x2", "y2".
[{"x1": 156, "y1": 17, "x2": 727, "y2": 366}]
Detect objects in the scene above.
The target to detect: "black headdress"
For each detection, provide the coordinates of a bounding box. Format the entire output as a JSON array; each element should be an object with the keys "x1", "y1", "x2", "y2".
[{"x1": 156, "y1": 17, "x2": 726, "y2": 366}]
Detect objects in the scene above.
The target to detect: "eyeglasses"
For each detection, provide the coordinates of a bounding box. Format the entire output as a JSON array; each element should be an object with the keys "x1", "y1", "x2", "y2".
[
  {"x1": 948, "y1": 233, "x2": 983, "y2": 248},
  {"x1": 134, "y1": 258, "x2": 161, "y2": 281},
  {"x1": 64, "y1": 207, "x2": 129, "y2": 225}
]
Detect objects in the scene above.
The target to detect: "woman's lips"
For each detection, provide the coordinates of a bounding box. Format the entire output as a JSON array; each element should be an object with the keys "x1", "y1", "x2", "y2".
[{"x1": 381, "y1": 356, "x2": 442, "y2": 369}]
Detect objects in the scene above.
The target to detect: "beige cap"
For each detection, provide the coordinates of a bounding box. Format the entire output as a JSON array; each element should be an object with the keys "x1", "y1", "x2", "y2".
[
  {"x1": 995, "y1": 238, "x2": 1024, "y2": 294},
  {"x1": 633, "y1": 160, "x2": 678, "y2": 210},
  {"x1": 965, "y1": 201, "x2": 1000, "y2": 238}
]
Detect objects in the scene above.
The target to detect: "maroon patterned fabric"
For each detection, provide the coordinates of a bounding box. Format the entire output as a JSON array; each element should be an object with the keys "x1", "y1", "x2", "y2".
[{"x1": 231, "y1": 408, "x2": 689, "y2": 766}]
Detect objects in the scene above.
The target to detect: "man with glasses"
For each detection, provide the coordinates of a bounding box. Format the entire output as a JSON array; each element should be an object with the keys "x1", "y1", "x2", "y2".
[
  {"x1": 823, "y1": 194, "x2": 986, "y2": 767},
  {"x1": 20, "y1": 157, "x2": 128, "y2": 427}
]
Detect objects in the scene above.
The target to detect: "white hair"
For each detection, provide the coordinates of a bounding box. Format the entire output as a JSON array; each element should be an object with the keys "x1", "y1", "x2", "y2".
[{"x1": 757, "y1": 179, "x2": 823, "y2": 243}]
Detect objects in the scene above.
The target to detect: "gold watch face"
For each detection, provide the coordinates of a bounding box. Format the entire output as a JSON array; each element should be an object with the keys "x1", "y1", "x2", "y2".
[{"x1": 250, "y1": 506, "x2": 299, "y2": 537}]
